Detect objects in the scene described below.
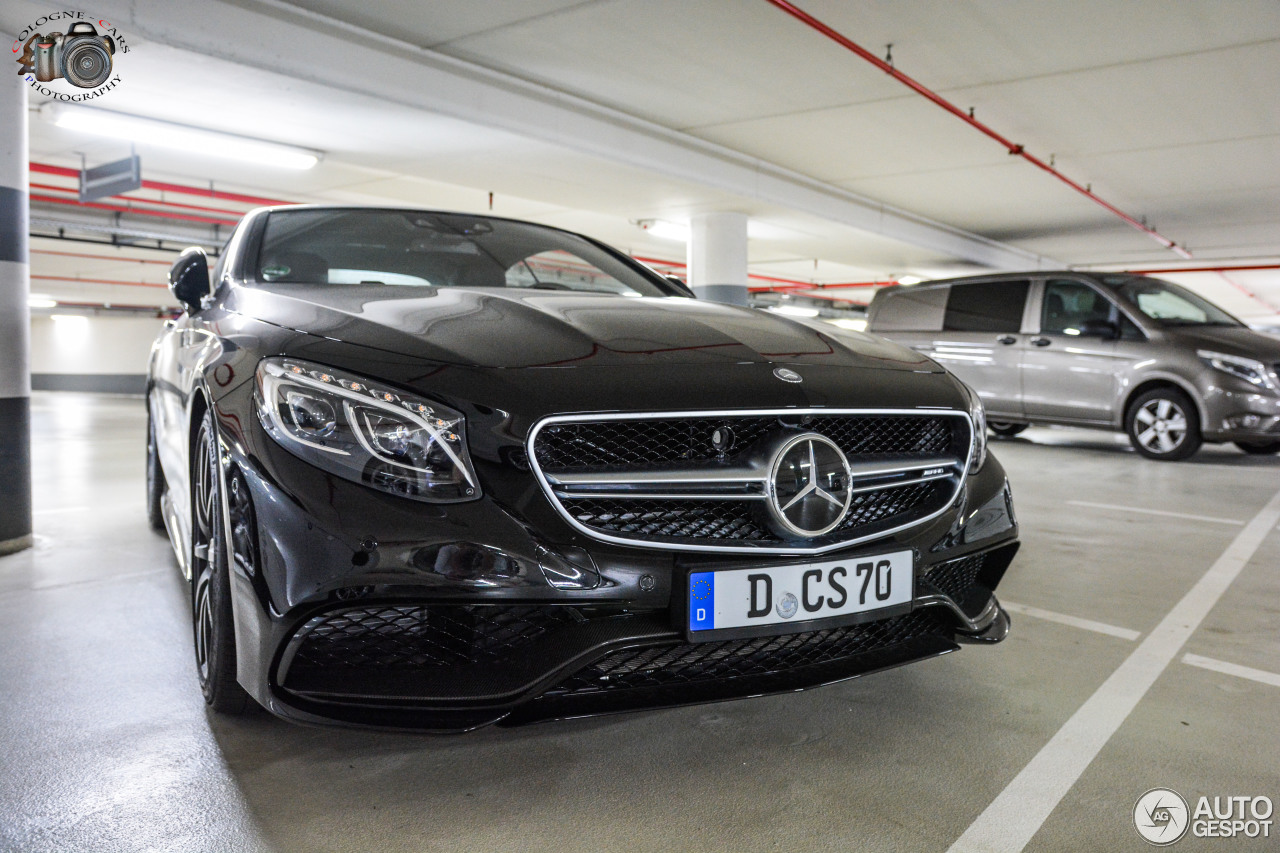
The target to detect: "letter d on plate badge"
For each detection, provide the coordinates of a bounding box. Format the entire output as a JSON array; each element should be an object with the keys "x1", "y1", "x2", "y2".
[{"x1": 689, "y1": 572, "x2": 715, "y2": 631}]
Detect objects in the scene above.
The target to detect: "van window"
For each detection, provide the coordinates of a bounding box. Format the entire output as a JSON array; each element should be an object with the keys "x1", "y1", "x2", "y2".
[
  {"x1": 870, "y1": 285, "x2": 949, "y2": 331},
  {"x1": 943, "y1": 280, "x2": 1029, "y2": 332},
  {"x1": 1042, "y1": 280, "x2": 1114, "y2": 335}
]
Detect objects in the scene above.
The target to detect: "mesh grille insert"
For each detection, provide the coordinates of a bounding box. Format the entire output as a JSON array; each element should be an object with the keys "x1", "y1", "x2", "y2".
[
  {"x1": 287, "y1": 605, "x2": 581, "y2": 671},
  {"x1": 534, "y1": 415, "x2": 956, "y2": 472},
  {"x1": 550, "y1": 608, "x2": 949, "y2": 696}
]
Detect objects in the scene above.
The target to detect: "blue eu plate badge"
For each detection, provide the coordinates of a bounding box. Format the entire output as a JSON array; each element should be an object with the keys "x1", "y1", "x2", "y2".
[{"x1": 689, "y1": 572, "x2": 715, "y2": 631}]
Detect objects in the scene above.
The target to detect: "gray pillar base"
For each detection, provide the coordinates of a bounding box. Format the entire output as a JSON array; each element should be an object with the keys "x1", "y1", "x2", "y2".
[
  {"x1": 691, "y1": 284, "x2": 750, "y2": 306},
  {"x1": 0, "y1": 533, "x2": 33, "y2": 557}
]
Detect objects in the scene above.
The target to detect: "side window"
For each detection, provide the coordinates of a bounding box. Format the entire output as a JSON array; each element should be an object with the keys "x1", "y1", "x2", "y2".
[
  {"x1": 1041, "y1": 280, "x2": 1114, "y2": 335},
  {"x1": 943, "y1": 280, "x2": 1030, "y2": 333}
]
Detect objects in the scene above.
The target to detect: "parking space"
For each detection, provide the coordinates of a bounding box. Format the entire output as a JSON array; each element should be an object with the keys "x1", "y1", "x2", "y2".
[{"x1": 1, "y1": 400, "x2": 1275, "y2": 851}]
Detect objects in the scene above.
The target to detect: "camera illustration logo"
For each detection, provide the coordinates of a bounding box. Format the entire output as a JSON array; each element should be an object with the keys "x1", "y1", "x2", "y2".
[
  {"x1": 1135, "y1": 788, "x2": 1190, "y2": 846},
  {"x1": 14, "y1": 11, "x2": 128, "y2": 99}
]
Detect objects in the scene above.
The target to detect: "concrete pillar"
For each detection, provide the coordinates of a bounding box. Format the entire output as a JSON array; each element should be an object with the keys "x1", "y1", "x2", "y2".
[
  {"x1": 686, "y1": 212, "x2": 748, "y2": 305},
  {"x1": 0, "y1": 57, "x2": 32, "y2": 556}
]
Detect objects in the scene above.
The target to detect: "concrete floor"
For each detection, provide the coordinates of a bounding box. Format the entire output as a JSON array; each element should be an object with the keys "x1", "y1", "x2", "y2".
[{"x1": 2, "y1": 392, "x2": 1277, "y2": 852}]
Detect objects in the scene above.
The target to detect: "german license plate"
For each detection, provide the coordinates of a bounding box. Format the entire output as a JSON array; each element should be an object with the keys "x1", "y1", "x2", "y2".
[{"x1": 688, "y1": 550, "x2": 913, "y2": 634}]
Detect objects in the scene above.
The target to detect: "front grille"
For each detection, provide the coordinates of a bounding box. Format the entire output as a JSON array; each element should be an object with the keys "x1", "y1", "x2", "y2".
[
  {"x1": 534, "y1": 414, "x2": 954, "y2": 471},
  {"x1": 531, "y1": 411, "x2": 969, "y2": 551},
  {"x1": 548, "y1": 608, "x2": 950, "y2": 696},
  {"x1": 560, "y1": 479, "x2": 946, "y2": 545},
  {"x1": 286, "y1": 604, "x2": 581, "y2": 671}
]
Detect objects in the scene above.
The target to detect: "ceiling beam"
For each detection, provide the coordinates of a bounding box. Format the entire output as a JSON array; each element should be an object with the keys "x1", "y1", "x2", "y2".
[{"x1": 83, "y1": 0, "x2": 1055, "y2": 270}]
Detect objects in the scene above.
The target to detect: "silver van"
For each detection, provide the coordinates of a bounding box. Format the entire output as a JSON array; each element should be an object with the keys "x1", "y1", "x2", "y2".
[{"x1": 867, "y1": 272, "x2": 1280, "y2": 460}]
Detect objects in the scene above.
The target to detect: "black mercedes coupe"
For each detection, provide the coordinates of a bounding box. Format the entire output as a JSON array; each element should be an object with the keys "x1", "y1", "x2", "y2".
[{"x1": 147, "y1": 206, "x2": 1019, "y2": 730}]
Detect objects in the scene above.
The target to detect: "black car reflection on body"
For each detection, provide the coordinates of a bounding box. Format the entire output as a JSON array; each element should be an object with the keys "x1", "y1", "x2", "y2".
[{"x1": 147, "y1": 206, "x2": 1019, "y2": 731}]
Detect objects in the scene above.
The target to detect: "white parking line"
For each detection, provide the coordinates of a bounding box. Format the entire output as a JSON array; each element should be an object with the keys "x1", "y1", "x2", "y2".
[
  {"x1": 1182, "y1": 653, "x2": 1280, "y2": 689},
  {"x1": 948, "y1": 485, "x2": 1280, "y2": 853},
  {"x1": 1066, "y1": 500, "x2": 1243, "y2": 526},
  {"x1": 1001, "y1": 601, "x2": 1140, "y2": 641}
]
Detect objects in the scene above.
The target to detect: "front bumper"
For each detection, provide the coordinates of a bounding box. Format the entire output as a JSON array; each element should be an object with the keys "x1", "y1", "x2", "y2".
[
  {"x1": 218, "y1": 397, "x2": 1019, "y2": 731},
  {"x1": 1200, "y1": 386, "x2": 1280, "y2": 442}
]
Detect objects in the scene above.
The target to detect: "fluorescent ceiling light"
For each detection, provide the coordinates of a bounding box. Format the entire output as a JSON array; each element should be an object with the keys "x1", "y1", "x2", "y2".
[
  {"x1": 767, "y1": 304, "x2": 821, "y2": 318},
  {"x1": 636, "y1": 219, "x2": 690, "y2": 242},
  {"x1": 825, "y1": 318, "x2": 867, "y2": 331},
  {"x1": 895, "y1": 275, "x2": 924, "y2": 286},
  {"x1": 42, "y1": 103, "x2": 321, "y2": 170},
  {"x1": 28, "y1": 294, "x2": 57, "y2": 308},
  {"x1": 50, "y1": 313, "x2": 89, "y2": 323}
]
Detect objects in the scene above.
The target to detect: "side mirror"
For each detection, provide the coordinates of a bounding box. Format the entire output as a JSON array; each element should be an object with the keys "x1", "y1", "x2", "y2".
[
  {"x1": 1080, "y1": 319, "x2": 1119, "y2": 340},
  {"x1": 664, "y1": 274, "x2": 695, "y2": 298},
  {"x1": 169, "y1": 247, "x2": 211, "y2": 313}
]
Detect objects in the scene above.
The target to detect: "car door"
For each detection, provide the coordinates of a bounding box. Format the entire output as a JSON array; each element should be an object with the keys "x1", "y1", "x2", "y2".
[
  {"x1": 1020, "y1": 278, "x2": 1128, "y2": 424},
  {"x1": 924, "y1": 279, "x2": 1031, "y2": 419}
]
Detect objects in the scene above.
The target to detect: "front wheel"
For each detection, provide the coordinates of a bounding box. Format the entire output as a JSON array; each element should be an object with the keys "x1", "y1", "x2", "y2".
[
  {"x1": 1126, "y1": 388, "x2": 1202, "y2": 461},
  {"x1": 191, "y1": 410, "x2": 252, "y2": 714},
  {"x1": 1235, "y1": 440, "x2": 1280, "y2": 455},
  {"x1": 988, "y1": 422, "x2": 1029, "y2": 437}
]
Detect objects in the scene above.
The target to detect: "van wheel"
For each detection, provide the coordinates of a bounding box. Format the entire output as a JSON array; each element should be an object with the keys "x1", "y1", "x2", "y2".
[
  {"x1": 1235, "y1": 440, "x2": 1280, "y2": 455},
  {"x1": 988, "y1": 422, "x2": 1029, "y2": 437},
  {"x1": 1126, "y1": 389, "x2": 1202, "y2": 460}
]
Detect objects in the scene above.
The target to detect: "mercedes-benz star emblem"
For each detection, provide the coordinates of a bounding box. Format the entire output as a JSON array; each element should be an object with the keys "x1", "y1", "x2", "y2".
[
  {"x1": 773, "y1": 367, "x2": 803, "y2": 383},
  {"x1": 765, "y1": 433, "x2": 852, "y2": 538}
]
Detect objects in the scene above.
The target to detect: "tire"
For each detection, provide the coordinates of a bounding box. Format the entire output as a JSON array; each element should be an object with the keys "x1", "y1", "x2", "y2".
[
  {"x1": 1235, "y1": 440, "x2": 1280, "y2": 455},
  {"x1": 1126, "y1": 388, "x2": 1202, "y2": 461},
  {"x1": 191, "y1": 409, "x2": 252, "y2": 714},
  {"x1": 145, "y1": 400, "x2": 167, "y2": 532},
  {"x1": 988, "y1": 422, "x2": 1029, "y2": 437}
]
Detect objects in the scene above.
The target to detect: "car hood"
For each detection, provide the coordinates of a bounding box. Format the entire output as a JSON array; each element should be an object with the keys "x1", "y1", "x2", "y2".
[
  {"x1": 1165, "y1": 324, "x2": 1280, "y2": 362},
  {"x1": 230, "y1": 285, "x2": 938, "y2": 372}
]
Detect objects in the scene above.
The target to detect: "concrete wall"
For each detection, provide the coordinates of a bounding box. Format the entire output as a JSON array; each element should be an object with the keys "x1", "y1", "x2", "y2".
[{"x1": 29, "y1": 315, "x2": 165, "y2": 394}]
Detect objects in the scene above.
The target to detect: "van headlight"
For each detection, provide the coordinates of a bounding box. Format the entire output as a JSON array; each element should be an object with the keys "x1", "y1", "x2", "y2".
[
  {"x1": 256, "y1": 358, "x2": 480, "y2": 503},
  {"x1": 1197, "y1": 350, "x2": 1279, "y2": 392},
  {"x1": 962, "y1": 381, "x2": 988, "y2": 472}
]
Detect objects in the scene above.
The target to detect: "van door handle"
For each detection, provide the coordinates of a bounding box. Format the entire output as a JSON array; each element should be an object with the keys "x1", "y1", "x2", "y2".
[
  {"x1": 1030, "y1": 337, "x2": 1051, "y2": 347},
  {"x1": 996, "y1": 335, "x2": 1017, "y2": 345}
]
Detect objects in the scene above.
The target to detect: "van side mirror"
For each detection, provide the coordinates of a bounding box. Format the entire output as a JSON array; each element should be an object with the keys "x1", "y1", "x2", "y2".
[
  {"x1": 1080, "y1": 319, "x2": 1119, "y2": 340},
  {"x1": 169, "y1": 247, "x2": 211, "y2": 313}
]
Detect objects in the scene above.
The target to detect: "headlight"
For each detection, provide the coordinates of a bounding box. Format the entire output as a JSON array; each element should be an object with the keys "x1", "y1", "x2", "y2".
[
  {"x1": 256, "y1": 358, "x2": 480, "y2": 503},
  {"x1": 962, "y1": 380, "x2": 988, "y2": 472},
  {"x1": 1197, "y1": 350, "x2": 1279, "y2": 392}
]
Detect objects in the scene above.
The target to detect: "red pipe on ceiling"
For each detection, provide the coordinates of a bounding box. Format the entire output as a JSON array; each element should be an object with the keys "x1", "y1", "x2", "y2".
[
  {"x1": 631, "y1": 254, "x2": 882, "y2": 291},
  {"x1": 32, "y1": 274, "x2": 167, "y2": 289},
  {"x1": 29, "y1": 161, "x2": 293, "y2": 207},
  {"x1": 30, "y1": 180, "x2": 254, "y2": 219},
  {"x1": 30, "y1": 192, "x2": 242, "y2": 227},
  {"x1": 1122, "y1": 263, "x2": 1280, "y2": 275},
  {"x1": 762, "y1": 0, "x2": 1193, "y2": 259},
  {"x1": 31, "y1": 249, "x2": 172, "y2": 265}
]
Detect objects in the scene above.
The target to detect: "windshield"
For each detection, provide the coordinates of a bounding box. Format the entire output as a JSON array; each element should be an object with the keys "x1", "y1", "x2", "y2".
[
  {"x1": 1113, "y1": 277, "x2": 1242, "y2": 327},
  {"x1": 253, "y1": 209, "x2": 669, "y2": 297}
]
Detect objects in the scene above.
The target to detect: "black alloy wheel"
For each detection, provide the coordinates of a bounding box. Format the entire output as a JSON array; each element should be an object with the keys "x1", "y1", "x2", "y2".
[
  {"x1": 1235, "y1": 440, "x2": 1280, "y2": 455},
  {"x1": 988, "y1": 422, "x2": 1029, "y2": 437},
  {"x1": 191, "y1": 410, "x2": 252, "y2": 714},
  {"x1": 146, "y1": 399, "x2": 166, "y2": 532},
  {"x1": 1126, "y1": 388, "x2": 1202, "y2": 461}
]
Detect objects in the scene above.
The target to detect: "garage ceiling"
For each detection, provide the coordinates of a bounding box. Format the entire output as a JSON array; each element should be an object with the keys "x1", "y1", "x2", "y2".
[{"x1": 6, "y1": 0, "x2": 1280, "y2": 316}]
